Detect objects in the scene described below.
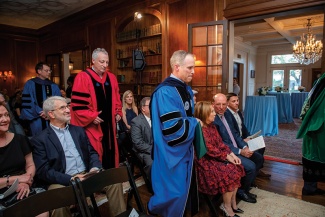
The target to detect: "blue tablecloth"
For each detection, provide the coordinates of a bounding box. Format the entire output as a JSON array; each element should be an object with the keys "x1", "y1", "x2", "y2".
[
  {"x1": 244, "y1": 96, "x2": 278, "y2": 136},
  {"x1": 291, "y1": 92, "x2": 309, "y2": 118},
  {"x1": 267, "y1": 92, "x2": 293, "y2": 123}
]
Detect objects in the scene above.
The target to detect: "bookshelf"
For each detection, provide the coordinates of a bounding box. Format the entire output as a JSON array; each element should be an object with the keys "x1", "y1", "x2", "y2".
[{"x1": 116, "y1": 14, "x2": 162, "y2": 104}]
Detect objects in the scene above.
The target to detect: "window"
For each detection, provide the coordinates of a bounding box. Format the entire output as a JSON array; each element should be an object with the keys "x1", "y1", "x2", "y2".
[
  {"x1": 271, "y1": 68, "x2": 302, "y2": 92},
  {"x1": 188, "y1": 21, "x2": 227, "y2": 101},
  {"x1": 271, "y1": 54, "x2": 299, "y2": 64}
]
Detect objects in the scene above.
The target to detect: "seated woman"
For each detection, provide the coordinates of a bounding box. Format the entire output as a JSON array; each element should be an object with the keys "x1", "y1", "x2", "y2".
[
  {"x1": 118, "y1": 90, "x2": 138, "y2": 159},
  {"x1": 194, "y1": 101, "x2": 245, "y2": 217},
  {"x1": 121, "y1": 90, "x2": 138, "y2": 130},
  {"x1": 0, "y1": 102, "x2": 48, "y2": 217}
]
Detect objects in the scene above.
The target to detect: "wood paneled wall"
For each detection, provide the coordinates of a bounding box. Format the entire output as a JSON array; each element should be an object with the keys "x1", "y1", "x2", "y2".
[
  {"x1": 88, "y1": 21, "x2": 112, "y2": 61},
  {"x1": 1, "y1": 0, "x2": 323, "y2": 94},
  {"x1": 14, "y1": 40, "x2": 38, "y2": 89},
  {"x1": 0, "y1": 26, "x2": 38, "y2": 93}
]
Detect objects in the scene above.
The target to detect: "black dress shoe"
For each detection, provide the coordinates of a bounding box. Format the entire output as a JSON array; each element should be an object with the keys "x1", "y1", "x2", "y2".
[
  {"x1": 251, "y1": 182, "x2": 258, "y2": 188},
  {"x1": 257, "y1": 170, "x2": 271, "y2": 178},
  {"x1": 246, "y1": 192, "x2": 257, "y2": 199},
  {"x1": 233, "y1": 208, "x2": 244, "y2": 213},
  {"x1": 237, "y1": 192, "x2": 257, "y2": 203},
  {"x1": 302, "y1": 188, "x2": 325, "y2": 196}
]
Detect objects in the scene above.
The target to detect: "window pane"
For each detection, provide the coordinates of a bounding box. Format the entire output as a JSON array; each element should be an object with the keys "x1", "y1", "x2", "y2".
[
  {"x1": 192, "y1": 67, "x2": 206, "y2": 86},
  {"x1": 289, "y1": 69, "x2": 302, "y2": 91},
  {"x1": 193, "y1": 46, "x2": 206, "y2": 66},
  {"x1": 207, "y1": 66, "x2": 222, "y2": 86},
  {"x1": 192, "y1": 27, "x2": 207, "y2": 46},
  {"x1": 208, "y1": 45, "x2": 222, "y2": 65},
  {"x1": 271, "y1": 54, "x2": 299, "y2": 64},
  {"x1": 208, "y1": 25, "x2": 223, "y2": 44},
  {"x1": 192, "y1": 86, "x2": 221, "y2": 102},
  {"x1": 272, "y1": 70, "x2": 284, "y2": 89}
]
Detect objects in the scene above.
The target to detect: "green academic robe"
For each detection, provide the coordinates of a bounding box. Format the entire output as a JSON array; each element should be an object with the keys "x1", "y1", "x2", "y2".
[{"x1": 297, "y1": 73, "x2": 325, "y2": 182}]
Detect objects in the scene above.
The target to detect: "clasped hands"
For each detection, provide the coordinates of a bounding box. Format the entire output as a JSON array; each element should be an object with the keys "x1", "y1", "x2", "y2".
[
  {"x1": 240, "y1": 146, "x2": 253, "y2": 158},
  {"x1": 93, "y1": 111, "x2": 121, "y2": 124},
  {"x1": 226, "y1": 153, "x2": 241, "y2": 165}
]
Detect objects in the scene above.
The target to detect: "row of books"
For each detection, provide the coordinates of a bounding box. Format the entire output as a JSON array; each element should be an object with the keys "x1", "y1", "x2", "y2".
[
  {"x1": 116, "y1": 42, "x2": 162, "y2": 59},
  {"x1": 116, "y1": 24, "x2": 161, "y2": 42},
  {"x1": 141, "y1": 71, "x2": 162, "y2": 84},
  {"x1": 141, "y1": 85, "x2": 156, "y2": 96}
]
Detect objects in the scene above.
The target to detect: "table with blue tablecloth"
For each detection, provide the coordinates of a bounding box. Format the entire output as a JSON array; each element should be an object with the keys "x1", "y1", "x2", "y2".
[
  {"x1": 291, "y1": 92, "x2": 309, "y2": 118},
  {"x1": 267, "y1": 92, "x2": 293, "y2": 123},
  {"x1": 244, "y1": 96, "x2": 278, "y2": 136}
]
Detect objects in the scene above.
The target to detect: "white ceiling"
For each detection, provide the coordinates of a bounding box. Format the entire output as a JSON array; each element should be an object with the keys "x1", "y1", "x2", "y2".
[
  {"x1": 234, "y1": 12, "x2": 324, "y2": 48},
  {"x1": 0, "y1": 0, "x2": 104, "y2": 29}
]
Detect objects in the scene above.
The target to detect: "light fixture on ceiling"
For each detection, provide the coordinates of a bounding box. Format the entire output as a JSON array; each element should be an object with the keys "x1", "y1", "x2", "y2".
[
  {"x1": 134, "y1": 12, "x2": 142, "y2": 21},
  {"x1": 293, "y1": 18, "x2": 323, "y2": 65}
]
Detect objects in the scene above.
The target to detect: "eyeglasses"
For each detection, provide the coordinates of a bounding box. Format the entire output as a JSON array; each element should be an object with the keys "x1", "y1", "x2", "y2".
[
  {"x1": 43, "y1": 69, "x2": 52, "y2": 73},
  {"x1": 51, "y1": 104, "x2": 70, "y2": 112}
]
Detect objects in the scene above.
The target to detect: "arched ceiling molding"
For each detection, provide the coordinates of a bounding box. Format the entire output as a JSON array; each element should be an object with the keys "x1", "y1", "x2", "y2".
[{"x1": 116, "y1": 8, "x2": 162, "y2": 32}]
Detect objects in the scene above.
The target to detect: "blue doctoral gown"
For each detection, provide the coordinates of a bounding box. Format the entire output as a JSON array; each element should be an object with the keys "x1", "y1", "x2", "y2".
[
  {"x1": 148, "y1": 77, "x2": 198, "y2": 217},
  {"x1": 20, "y1": 77, "x2": 61, "y2": 136}
]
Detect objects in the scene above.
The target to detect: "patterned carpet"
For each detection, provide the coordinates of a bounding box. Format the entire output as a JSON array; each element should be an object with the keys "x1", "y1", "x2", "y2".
[
  {"x1": 264, "y1": 118, "x2": 303, "y2": 163},
  {"x1": 238, "y1": 188, "x2": 325, "y2": 217}
]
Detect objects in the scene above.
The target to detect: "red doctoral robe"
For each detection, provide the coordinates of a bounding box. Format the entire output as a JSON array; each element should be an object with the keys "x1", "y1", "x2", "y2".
[{"x1": 70, "y1": 68, "x2": 122, "y2": 168}]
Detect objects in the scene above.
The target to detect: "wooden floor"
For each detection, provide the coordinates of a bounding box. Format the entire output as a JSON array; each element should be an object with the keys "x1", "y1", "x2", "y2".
[{"x1": 130, "y1": 160, "x2": 325, "y2": 216}]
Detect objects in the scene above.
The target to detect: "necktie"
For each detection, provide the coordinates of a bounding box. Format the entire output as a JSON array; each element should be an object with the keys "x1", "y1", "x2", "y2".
[
  {"x1": 234, "y1": 112, "x2": 242, "y2": 136},
  {"x1": 221, "y1": 115, "x2": 238, "y2": 148}
]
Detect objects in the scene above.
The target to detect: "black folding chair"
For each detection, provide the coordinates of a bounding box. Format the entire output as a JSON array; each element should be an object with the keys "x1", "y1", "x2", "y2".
[
  {"x1": 75, "y1": 161, "x2": 145, "y2": 217},
  {"x1": 0, "y1": 180, "x2": 87, "y2": 217}
]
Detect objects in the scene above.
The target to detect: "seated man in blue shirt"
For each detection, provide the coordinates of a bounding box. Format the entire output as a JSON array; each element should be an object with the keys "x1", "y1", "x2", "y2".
[
  {"x1": 226, "y1": 93, "x2": 270, "y2": 178},
  {"x1": 213, "y1": 93, "x2": 264, "y2": 203},
  {"x1": 31, "y1": 96, "x2": 126, "y2": 217}
]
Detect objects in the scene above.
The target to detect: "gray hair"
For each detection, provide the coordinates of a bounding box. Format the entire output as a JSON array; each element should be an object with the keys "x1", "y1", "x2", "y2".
[
  {"x1": 170, "y1": 50, "x2": 194, "y2": 70},
  {"x1": 92, "y1": 48, "x2": 108, "y2": 60},
  {"x1": 140, "y1": 97, "x2": 150, "y2": 107},
  {"x1": 43, "y1": 96, "x2": 67, "y2": 117}
]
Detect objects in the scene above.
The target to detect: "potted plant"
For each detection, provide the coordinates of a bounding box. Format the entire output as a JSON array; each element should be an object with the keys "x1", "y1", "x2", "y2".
[
  {"x1": 257, "y1": 87, "x2": 269, "y2": 96},
  {"x1": 275, "y1": 86, "x2": 283, "y2": 92}
]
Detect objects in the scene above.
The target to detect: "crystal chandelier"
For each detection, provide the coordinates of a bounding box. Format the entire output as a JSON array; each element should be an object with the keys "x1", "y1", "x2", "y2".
[{"x1": 293, "y1": 18, "x2": 323, "y2": 65}]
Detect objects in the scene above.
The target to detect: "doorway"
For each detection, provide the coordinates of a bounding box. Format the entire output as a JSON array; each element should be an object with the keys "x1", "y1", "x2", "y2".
[
  {"x1": 233, "y1": 62, "x2": 244, "y2": 109},
  {"x1": 271, "y1": 66, "x2": 304, "y2": 92}
]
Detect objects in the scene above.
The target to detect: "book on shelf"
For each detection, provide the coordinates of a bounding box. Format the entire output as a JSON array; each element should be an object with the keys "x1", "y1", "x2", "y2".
[
  {"x1": 0, "y1": 178, "x2": 19, "y2": 199},
  {"x1": 247, "y1": 135, "x2": 265, "y2": 152}
]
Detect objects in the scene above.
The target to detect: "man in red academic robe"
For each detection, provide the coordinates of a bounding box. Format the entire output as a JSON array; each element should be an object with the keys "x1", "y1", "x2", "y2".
[{"x1": 70, "y1": 48, "x2": 122, "y2": 169}]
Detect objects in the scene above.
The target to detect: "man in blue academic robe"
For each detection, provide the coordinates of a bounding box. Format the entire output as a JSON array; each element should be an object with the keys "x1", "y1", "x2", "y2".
[
  {"x1": 20, "y1": 62, "x2": 61, "y2": 136},
  {"x1": 148, "y1": 50, "x2": 199, "y2": 217}
]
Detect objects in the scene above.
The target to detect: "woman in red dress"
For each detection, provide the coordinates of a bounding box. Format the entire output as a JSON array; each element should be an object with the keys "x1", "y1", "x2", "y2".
[{"x1": 194, "y1": 101, "x2": 245, "y2": 217}]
